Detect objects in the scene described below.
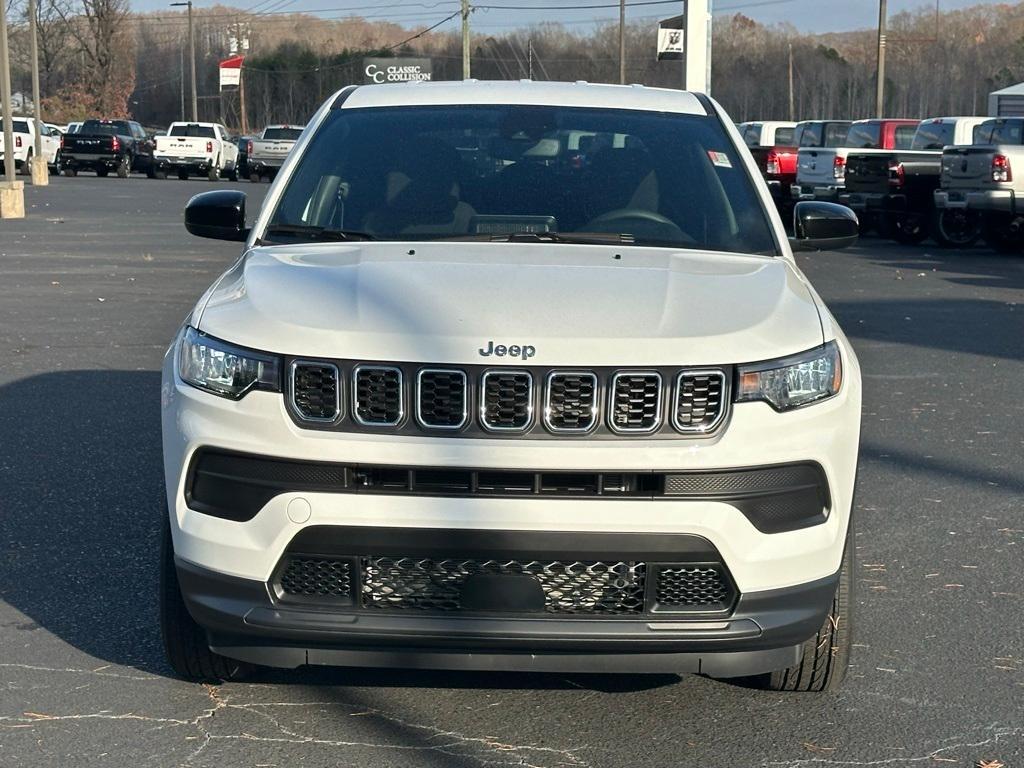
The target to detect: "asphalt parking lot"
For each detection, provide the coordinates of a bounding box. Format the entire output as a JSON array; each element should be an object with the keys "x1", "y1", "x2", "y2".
[{"x1": 0, "y1": 175, "x2": 1021, "y2": 768}]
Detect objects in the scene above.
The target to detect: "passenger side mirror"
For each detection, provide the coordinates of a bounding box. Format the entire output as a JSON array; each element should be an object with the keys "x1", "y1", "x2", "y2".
[
  {"x1": 789, "y1": 201, "x2": 859, "y2": 252},
  {"x1": 184, "y1": 190, "x2": 249, "y2": 242}
]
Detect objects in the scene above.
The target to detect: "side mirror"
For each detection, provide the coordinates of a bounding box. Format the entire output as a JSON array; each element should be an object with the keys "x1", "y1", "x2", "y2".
[
  {"x1": 185, "y1": 190, "x2": 249, "y2": 242},
  {"x1": 789, "y1": 201, "x2": 859, "y2": 252}
]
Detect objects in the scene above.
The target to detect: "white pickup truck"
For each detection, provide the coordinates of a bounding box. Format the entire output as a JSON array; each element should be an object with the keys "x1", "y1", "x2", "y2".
[
  {"x1": 0, "y1": 117, "x2": 61, "y2": 174},
  {"x1": 153, "y1": 122, "x2": 239, "y2": 181},
  {"x1": 246, "y1": 124, "x2": 304, "y2": 182}
]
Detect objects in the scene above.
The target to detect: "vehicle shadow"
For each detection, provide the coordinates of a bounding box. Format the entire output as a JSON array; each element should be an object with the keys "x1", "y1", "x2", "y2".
[
  {"x1": 0, "y1": 369, "x2": 676, "y2": 694},
  {"x1": 845, "y1": 238, "x2": 1024, "y2": 291}
]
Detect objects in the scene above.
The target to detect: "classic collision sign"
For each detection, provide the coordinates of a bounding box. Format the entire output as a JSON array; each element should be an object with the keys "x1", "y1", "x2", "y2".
[{"x1": 363, "y1": 58, "x2": 433, "y2": 84}]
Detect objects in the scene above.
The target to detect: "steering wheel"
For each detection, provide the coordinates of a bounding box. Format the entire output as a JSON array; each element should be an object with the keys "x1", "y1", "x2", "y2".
[{"x1": 581, "y1": 208, "x2": 693, "y2": 243}]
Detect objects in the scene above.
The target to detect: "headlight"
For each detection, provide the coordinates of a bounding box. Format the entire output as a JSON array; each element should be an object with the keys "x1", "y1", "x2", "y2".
[
  {"x1": 178, "y1": 326, "x2": 281, "y2": 399},
  {"x1": 736, "y1": 342, "x2": 842, "y2": 411}
]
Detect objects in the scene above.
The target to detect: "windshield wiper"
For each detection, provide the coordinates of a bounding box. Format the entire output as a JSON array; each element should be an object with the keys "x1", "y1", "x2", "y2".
[
  {"x1": 442, "y1": 231, "x2": 635, "y2": 245},
  {"x1": 259, "y1": 224, "x2": 376, "y2": 244}
]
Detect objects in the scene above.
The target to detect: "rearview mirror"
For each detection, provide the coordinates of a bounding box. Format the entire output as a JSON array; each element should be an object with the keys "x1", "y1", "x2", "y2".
[
  {"x1": 789, "y1": 201, "x2": 859, "y2": 252},
  {"x1": 185, "y1": 190, "x2": 249, "y2": 242}
]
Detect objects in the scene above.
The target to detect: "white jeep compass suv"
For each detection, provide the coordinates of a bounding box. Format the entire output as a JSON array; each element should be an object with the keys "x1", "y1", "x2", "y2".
[{"x1": 161, "y1": 81, "x2": 862, "y2": 692}]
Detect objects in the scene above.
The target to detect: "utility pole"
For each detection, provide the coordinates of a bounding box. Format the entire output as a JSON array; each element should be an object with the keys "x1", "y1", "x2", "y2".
[
  {"x1": 28, "y1": 0, "x2": 48, "y2": 185},
  {"x1": 461, "y1": 0, "x2": 471, "y2": 79},
  {"x1": 788, "y1": 43, "x2": 795, "y2": 122},
  {"x1": 0, "y1": 0, "x2": 25, "y2": 217},
  {"x1": 172, "y1": 1, "x2": 197, "y2": 120},
  {"x1": 179, "y1": 46, "x2": 185, "y2": 120},
  {"x1": 875, "y1": 0, "x2": 887, "y2": 118},
  {"x1": 618, "y1": 0, "x2": 625, "y2": 84},
  {"x1": 239, "y1": 64, "x2": 248, "y2": 135}
]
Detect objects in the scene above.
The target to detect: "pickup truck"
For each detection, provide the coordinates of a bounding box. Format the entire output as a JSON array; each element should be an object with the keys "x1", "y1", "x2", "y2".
[
  {"x1": 0, "y1": 117, "x2": 61, "y2": 175},
  {"x1": 840, "y1": 117, "x2": 986, "y2": 245},
  {"x1": 246, "y1": 124, "x2": 304, "y2": 182},
  {"x1": 153, "y1": 122, "x2": 239, "y2": 181},
  {"x1": 748, "y1": 120, "x2": 851, "y2": 220},
  {"x1": 791, "y1": 118, "x2": 919, "y2": 229},
  {"x1": 161, "y1": 80, "x2": 863, "y2": 693},
  {"x1": 60, "y1": 118, "x2": 156, "y2": 178},
  {"x1": 933, "y1": 118, "x2": 1024, "y2": 252}
]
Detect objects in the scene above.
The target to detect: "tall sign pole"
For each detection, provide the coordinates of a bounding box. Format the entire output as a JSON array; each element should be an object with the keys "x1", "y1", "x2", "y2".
[
  {"x1": 0, "y1": 0, "x2": 26, "y2": 218},
  {"x1": 875, "y1": 0, "x2": 887, "y2": 117},
  {"x1": 618, "y1": 0, "x2": 626, "y2": 84},
  {"x1": 657, "y1": 1, "x2": 710, "y2": 93},
  {"x1": 461, "y1": 0, "x2": 471, "y2": 79},
  {"x1": 29, "y1": 0, "x2": 48, "y2": 185}
]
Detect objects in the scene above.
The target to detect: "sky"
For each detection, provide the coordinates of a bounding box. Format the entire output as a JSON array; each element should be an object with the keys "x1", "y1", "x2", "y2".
[{"x1": 131, "y1": 0, "x2": 996, "y2": 35}]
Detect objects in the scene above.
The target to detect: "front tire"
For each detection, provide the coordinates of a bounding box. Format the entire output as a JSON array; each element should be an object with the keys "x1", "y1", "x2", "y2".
[{"x1": 159, "y1": 520, "x2": 250, "y2": 682}]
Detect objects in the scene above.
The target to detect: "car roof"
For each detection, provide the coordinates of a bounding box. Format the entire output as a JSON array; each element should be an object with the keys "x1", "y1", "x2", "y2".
[{"x1": 338, "y1": 80, "x2": 708, "y2": 116}]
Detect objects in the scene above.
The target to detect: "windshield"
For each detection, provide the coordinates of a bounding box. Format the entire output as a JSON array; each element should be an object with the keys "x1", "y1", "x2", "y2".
[
  {"x1": 264, "y1": 127, "x2": 303, "y2": 140},
  {"x1": 266, "y1": 105, "x2": 777, "y2": 255},
  {"x1": 846, "y1": 123, "x2": 881, "y2": 148},
  {"x1": 170, "y1": 124, "x2": 215, "y2": 138},
  {"x1": 912, "y1": 122, "x2": 954, "y2": 150},
  {"x1": 81, "y1": 120, "x2": 129, "y2": 136}
]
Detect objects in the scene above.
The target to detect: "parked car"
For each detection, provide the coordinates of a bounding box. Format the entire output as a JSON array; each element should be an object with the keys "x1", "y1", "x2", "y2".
[
  {"x1": 933, "y1": 117, "x2": 1024, "y2": 252},
  {"x1": 792, "y1": 118, "x2": 919, "y2": 229},
  {"x1": 0, "y1": 117, "x2": 61, "y2": 175},
  {"x1": 161, "y1": 81, "x2": 862, "y2": 692},
  {"x1": 60, "y1": 118, "x2": 156, "y2": 178},
  {"x1": 246, "y1": 124, "x2": 305, "y2": 181},
  {"x1": 841, "y1": 117, "x2": 987, "y2": 245},
  {"x1": 738, "y1": 121, "x2": 796, "y2": 148},
  {"x1": 749, "y1": 120, "x2": 851, "y2": 221},
  {"x1": 153, "y1": 122, "x2": 239, "y2": 181}
]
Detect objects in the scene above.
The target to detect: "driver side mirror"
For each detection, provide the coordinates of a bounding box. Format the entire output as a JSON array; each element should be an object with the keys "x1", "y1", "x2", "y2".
[
  {"x1": 789, "y1": 201, "x2": 859, "y2": 252},
  {"x1": 185, "y1": 190, "x2": 249, "y2": 242}
]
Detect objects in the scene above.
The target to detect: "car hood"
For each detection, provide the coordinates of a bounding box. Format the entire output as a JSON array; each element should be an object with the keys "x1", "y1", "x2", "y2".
[{"x1": 196, "y1": 243, "x2": 823, "y2": 366}]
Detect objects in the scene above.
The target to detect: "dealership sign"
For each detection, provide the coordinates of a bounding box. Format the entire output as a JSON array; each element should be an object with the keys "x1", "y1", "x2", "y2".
[
  {"x1": 363, "y1": 58, "x2": 433, "y2": 84},
  {"x1": 219, "y1": 55, "x2": 244, "y2": 89}
]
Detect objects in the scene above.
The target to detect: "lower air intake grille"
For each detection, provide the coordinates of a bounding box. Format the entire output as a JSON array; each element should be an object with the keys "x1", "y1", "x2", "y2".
[
  {"x1": 609, "y1": 372, "x2": 662, "y2": 432},
  {"x1": 546, "y1": 372, "x2": 598, "y2": 432},
  {"x1": 360, "y1": 557, "x2": 647, "y2": 615},
  {"x1": 674, "y1": 370, "x2": 727, "y2": 432},
  {"x1": 481, "y1": 371, "x2": 533, "y2": 431},
  {"x1": 653, "y1": 565, "x2": 733, "y2": 612},
  {"x1": 278, "y1": 556, "x2": 352, "y2": 600},
  {"x1": 417, "y1": 370, "x2": 468, "y2": 429},
  {"x1": 354, "y1": 366, "x2": 403, "y2": 425},
  {"x1": 291, "y1": 363, "x2": 340, "y2": 421}
]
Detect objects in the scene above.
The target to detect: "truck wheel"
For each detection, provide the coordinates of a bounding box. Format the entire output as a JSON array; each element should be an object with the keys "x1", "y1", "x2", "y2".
[
  {"x1": 146, "y1": 166, "x2": 158, "y2": 179},
  {"x1": 890, "y1": 213, "x2": 929, "y2": 245},
  {"x1": 932, "y1": 209, "x2": 980, "y2": 248},
  {"x1": 116, "y1": 156, "x2": 130, "y2": 179},
  {"x1": 51, "y1": 150, "x2": 62, "y2": 173},
  {"x1": 225, "y1": 166, "x2": 238, "y2": 182},
  {"x1": 208, "y1": 164, "x2": 221, "y2": 182},
  {"x1": 154, "y1": 168, "x2": 167, "y2": 180},
  {"x1": 250, "y1": 172, "x2": 261, "y2": 183},
  {"x1": 64, "y1": 167, "x2": 78, "y2": 177},
  {"x1": 178, "y1": 169, "x2": 189, "y2": 181},
  {"x1": 96, "y1": 166, "x2": 109, "y2": 178},
  {"x1": 749, "y1": 525, "x2": 854, "y2": 692},
  {"x1": 20, "y1": 150, "x2": 32, "y2": 176},
  {"x1": 159, "y1": 518, "x2": 252, "y2": 682},
  {"x1": 981, "y1": 215, "x2": 1020, "y2": 253}
]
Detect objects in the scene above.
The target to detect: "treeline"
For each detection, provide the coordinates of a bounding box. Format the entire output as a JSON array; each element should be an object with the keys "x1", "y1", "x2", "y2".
[{"x1": 5, "y1": 1, "x2": 1024, "y2": 130}]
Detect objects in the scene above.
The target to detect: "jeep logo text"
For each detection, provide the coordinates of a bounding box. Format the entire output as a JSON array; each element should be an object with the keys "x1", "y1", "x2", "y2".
[{"x1": 479, "y1": 340, "x2": 536, "y2": 360}]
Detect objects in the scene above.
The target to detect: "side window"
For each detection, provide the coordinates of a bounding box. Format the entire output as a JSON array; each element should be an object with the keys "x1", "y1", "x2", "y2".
[
  {"x1": 774, "y1": 126, "x2": 794, "y2": 145},
  {"x1": 894, "y1": 125, "x2": 916, "y2": 150}
]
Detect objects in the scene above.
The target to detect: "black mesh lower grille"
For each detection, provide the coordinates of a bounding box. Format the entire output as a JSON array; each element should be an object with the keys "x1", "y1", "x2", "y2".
[
  {"x1": 546, "y1": 373, "x2": 598, "y2": 432},
  {"x1": 481, "y1": 372, "x2": 532, "y2": 430},
  {"x1": 417, "y1": 370, "x2": 467, "y2": 428},
  {"x1": 292, "y1": 363, "x2": 339, "y2": 421},
  {"x1": 278, "y1": 556, "x2": 352, "y2": 600},
  {"x1": 610, "y1": 373, "x2": 661, "y2": 432},
  {"x1": 653, "y1": 565, "x2": 732, "y2": 612},
  {"x1": 675, "y1": 372, "x2": 726, "y2": 431},
  {"x1": 360, "y1": 557, "x2": 647, "y2": 615},
  {"x1": 354, "y1": 367, "x2": 402, "y2": 425}
]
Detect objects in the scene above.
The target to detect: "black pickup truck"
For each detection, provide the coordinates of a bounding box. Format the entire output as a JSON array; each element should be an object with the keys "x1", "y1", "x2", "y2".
[
  {"x1": 840, "y1": 117, "x2": 985, "y2": 246},
  {"x1": 60, "y1": 119, "x2": 156, "y2": 178}
]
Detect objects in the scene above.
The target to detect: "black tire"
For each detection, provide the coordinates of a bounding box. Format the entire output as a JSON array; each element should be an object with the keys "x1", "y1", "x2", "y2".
[
  {"x1": 20, "y1": 150, "x2": 32, "y2": 176},
  {"x1": 856, "y1": 213, "x2": 873, "y2": 237},
  {"x1": 154, "y1": 168, "x2": 168, "y2": 180},
  {"x1": 981, "y1": 214, "x2": 1019, "y2": 253},
  {"x1": 64, "y1": 167, "x2": 78, "y2": 177},
  {"x1": 890, "y1": 212, "x2": 929, "y2": 245},
  {"x1": 751, "y1": 525, "x2": 854, "y2": 692},
  {"x1": 225, "y1": 166, "x2": 238, "y2": 182},
  {"x1": 96, "y1": 167, "x2": 109, "y2": 178},
  {"x1": 177, "y1": 169, "x2": 189, "y2": 181},
  {"x1": 159, "y1": 520, "x2": 251, "y2": 682},
  {"x1": 146, "y1": 166, "x2": 158, "y2": 179},
  {"x1": 51, "y1": 150, "x2": 62, "y2": 173},
  {"x1": 208, "y1": 163, "x2": 221, "y2": 182},
  {"x1": 250, "y1": 172, "x2": 261, "y2": 183},
  {"x1": 116, "y1": 156, "x2": 130, "y2": 179},
  {"x1": 932, "y1": 209, "x2": 980, "y2": 248}
]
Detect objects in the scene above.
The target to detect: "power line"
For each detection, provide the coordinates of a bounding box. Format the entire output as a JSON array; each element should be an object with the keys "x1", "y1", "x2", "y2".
[{"x1": 474, "y1": 0, "x2": 678, "y2": 9}]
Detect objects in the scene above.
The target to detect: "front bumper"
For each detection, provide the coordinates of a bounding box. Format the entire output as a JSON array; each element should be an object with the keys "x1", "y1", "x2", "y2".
[{"x1": 934, "y1": 188, "x2": 1015, "y2": 214}]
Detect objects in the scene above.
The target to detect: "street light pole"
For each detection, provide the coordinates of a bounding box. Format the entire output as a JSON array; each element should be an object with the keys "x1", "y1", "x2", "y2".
[
  {"x1": 171, "y1": 1, "x2": 197, "y2": 121},
  {"x1": 618, "y1": 0, "x2": 625, "y2": 84},
  {"x1": 28, "y1": 0, "x2": 48, "y2": 185},
  {"x1": 0, "y1": 0, "x2": 26, "y2": 217},
  {"x1": 461, "y1": 0, "x2": 470, "y2": 79},
  {"x1": 876, "y1": 0, "x2": 887, "y2": 118}
]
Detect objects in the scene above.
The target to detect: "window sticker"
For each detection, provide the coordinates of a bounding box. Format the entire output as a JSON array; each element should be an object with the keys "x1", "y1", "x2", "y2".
[{"x1": 708, "y1": 150, "x2": 733, "y2": 168}]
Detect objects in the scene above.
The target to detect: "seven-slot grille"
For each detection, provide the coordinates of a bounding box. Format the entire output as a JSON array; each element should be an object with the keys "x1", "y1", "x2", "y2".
[
  {"x1": 609, "y1": 372, "x2": 662, "y2": 433},
  {"x1": 353, "y1": 366, "x2": 403, "y2": 425},
  {"x1": 480, "y1": 371, "x2": 533, "y2": 431},
  {"x1": 290, "y1": 362, "x2": 341, "y2": 421},
  {"x1": 674, "y1": 370, "x2": 727, "y2": 432},
  {"x1": 417, "y1": 369, "x2": 468, "y2": 429},
  {"x1": 545, "y1": 372, "x2": 598, "y2": 433}
]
